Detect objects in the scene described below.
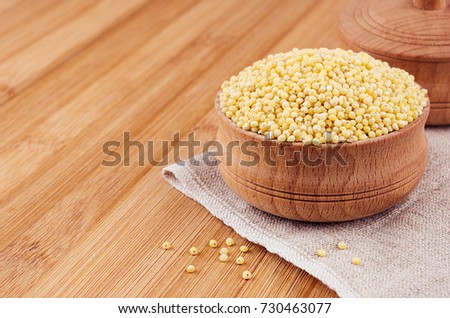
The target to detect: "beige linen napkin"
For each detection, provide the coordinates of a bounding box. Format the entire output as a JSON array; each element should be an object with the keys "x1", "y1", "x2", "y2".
[{"x1": 162, "y1": 128, "x2": 450, "y2": 297}]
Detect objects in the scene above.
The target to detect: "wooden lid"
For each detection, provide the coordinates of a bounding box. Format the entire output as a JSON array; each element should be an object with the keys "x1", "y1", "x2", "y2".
[{"x1": 340, "y1": 0, "x2": 450, "y2": 62}]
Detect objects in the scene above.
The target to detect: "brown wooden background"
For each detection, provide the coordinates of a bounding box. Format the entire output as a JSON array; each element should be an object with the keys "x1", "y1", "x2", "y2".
[{"x1": 0, "y1": 0, "x2": 350, "y2": 297}]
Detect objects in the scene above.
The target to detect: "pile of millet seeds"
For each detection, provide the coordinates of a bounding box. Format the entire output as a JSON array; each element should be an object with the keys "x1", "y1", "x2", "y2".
[{"x1": 219, "y1": 48, "x2": 428, "y2": 144}]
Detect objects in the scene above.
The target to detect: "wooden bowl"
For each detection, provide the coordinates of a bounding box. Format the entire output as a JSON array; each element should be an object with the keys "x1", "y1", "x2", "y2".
[
  {"x1": 340, "y1": 0, "x2": 450, "y2": 126},
  {"x1": 215, "y1": 94, "x2": 430, "y2": 222}
]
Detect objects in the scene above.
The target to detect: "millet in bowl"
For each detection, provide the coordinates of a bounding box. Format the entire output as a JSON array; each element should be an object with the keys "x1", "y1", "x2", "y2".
[{"x1": 215, "y1": 48, "x2": 429, "y2": 222}]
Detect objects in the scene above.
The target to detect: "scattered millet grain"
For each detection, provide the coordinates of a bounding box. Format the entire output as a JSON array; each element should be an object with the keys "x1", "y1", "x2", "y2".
[
  {"x1": 236, "y1": 256, "x2": 245, "y2": 265},
  {"x1": 219, "y1": 254, "x2": 229, "y2": 262},
  {"x1": 242, "y1": 270, "x2": 252, "y2": 280},
  {"x1": 219, "y1": 48, "x2": 428, "y2": 143},
  {"x1": 189, "y1": 246, "x2": 198, "y2": 255},
  {"x1": 316, "y1": 249, "x2": 327, "y2": 257},
  {"x1": 240, "y1": 245, "x2": 249, "y2": 253},
  {"x1": 162, "y1": 241, "x2": 171, "y2": 250},
  {"x1": 219, "y1": 247, "x2": 229, "y2": 255},
  {"x1": 337, "y1": 242, "x2": 347, "y2": 250},
  {"x1": 209, "y1": 239, "x2": 218, "y2": 248},
  {"x1": 225, "y1": 237, "x2": 235, "y2": 246},
  {"x1": 186, "y1": 265, "x2": 196, "y2": 273},
  {"x1": 352, "y1": 257, "x2": 361, "y2": 265}
]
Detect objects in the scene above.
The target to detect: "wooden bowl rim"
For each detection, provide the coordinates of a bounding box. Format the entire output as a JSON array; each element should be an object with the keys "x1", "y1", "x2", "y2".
[{"x1": 215, "y1": 91, "x2": 430, "y2": 149}]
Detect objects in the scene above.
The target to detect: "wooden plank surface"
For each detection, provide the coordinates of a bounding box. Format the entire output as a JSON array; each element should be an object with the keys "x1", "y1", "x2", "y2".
[{"x1": 0, "y1": 0, "x2": 350, "y2": 297}]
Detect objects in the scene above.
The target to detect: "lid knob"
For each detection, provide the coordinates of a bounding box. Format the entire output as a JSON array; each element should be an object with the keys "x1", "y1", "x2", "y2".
[{"x1": 413, "y1": 0, "x2": 447, "y2": 10}]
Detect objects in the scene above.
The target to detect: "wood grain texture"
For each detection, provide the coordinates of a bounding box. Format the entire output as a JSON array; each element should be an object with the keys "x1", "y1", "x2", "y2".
[
  {"x1": 0, "y1": 0, "x2": 146, "y2": 104},
  {"x1": 0, "y1": 0, "x2": 358, "y2": 298},
  {"x1": 216, "y1": 95, "x2": 429, "y2": 222},
  {"x1": 340, "y1": 0, "x2": 450, "y2": 125}
]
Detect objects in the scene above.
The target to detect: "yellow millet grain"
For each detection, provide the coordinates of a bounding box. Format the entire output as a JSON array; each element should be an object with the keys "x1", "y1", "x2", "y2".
[
  {"x1": 219, "y1": 247, "x2": 229, "y2": 255},
  {"x1": 186, "y1": 265, "x2": 196, "y2": 273},
  {"x1": 316, "y1": 249, "x2": 327, "y2": 257},
  {"x1": 236, "y1": 256, "x2": 245, "y2": 265},
  {"x1": 240, "y1": 245, "x2": 249, "y2": 253},
  {"x1": 242, "y1": 270, "x2": 252, "y2": 280},
  {"x1": 225, "y1": 237, "x2": 235, "y2": 246},
  {"x1": 337, "y1": 242, "x2": 347, "y2": 250},
  {"x1": 219, "y1": 48, "x2": 428, "y2": 143},
  {"x1": 189, "y1": 246, "x2": 198, "y2": 255}
]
